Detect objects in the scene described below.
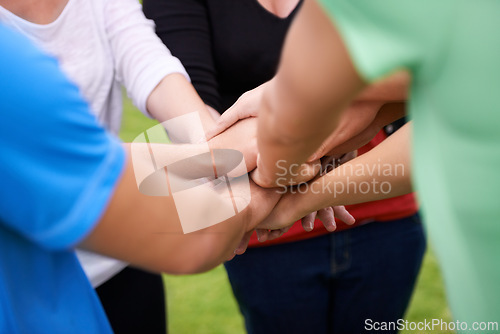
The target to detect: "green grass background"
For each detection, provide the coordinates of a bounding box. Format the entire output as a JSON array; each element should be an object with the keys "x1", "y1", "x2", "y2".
[{"x1": 119, "y1": 96, "x2": 454, "y2": 334}]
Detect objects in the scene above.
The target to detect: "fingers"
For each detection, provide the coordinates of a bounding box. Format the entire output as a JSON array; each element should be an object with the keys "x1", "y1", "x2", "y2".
[
  {"x1": 204, "y1": 110, "x2": 246, "y2": 141},
  {"x1": 255, "y1": 229, "x2": 280, "y2": 243},
  {"x1": 300, "y1": 205, "x2": 355, "y2": 233},
  {"x1": 230, "y1": 226, "x2": 290, "y2": 261},
  {"x1": 255, "y1": 229, "x2": 269, "y2": 243},
  {"x1": 252, "y1": 159, "x2": 322, "y2": 188},
  {"x1": 319, "y1": 155, "x2": 337, "y2": 174},
  {"x1": 233, "y1": 230, "x2": 254, "y2": 256},
  {"x1": 267, "y1": 229, "x2": 286, "y2": 241},
  {"x1": 289, "y1": 160, "x2": 322, "y2": 185},
  {"x1": 205, "y1": 83, "x2": 269, "y2": 140},
  {"x1": 338, "y1": 150, "x2": 357, "y2": 164},
  {"x1": 333, "y1": 205, "x2": 356, "y2": 225},
  {"x1": 204, "y1": 94, "x2": 260, "y2": 140},
  {"x1": 255, "y1": 226, "x2": 291, "y2": 243},
  {"x1": 307, "y1": 131, "x2": 338, "y2": 162},
  {"x1": 307, "y1": 101, "x2": 384, "y2": 161},
  {"x1": 309, "y1": 206, "x2": 356, "y2": 233},
  {"x1": 322, "y1": 122, "x2": 379, "y2": 156},
  {"x1": 301, "y1": 211, "x2": 317, "y2": 232},
  {"x1": 317, "y1": 207, "x2": 337, "y2": 232},
  {"x1": 317, "y1": 151, "x2": 357, "y2": 176}
]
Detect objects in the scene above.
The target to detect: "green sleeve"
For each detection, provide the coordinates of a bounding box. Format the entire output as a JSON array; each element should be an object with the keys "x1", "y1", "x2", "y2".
[{"x1": 316, "y1": 0, "x2": 452, "y2": 81}]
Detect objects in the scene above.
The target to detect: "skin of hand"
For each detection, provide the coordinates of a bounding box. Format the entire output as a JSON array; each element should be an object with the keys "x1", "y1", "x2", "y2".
[
  {"x1": 251, "y1": 153, "x2": 322, "y2": 186},
  {"x1": 254, "y1": 0, "x2": 374, "y2": 188},
  {"x1": 208, "y1": 116, "x2": 324, "y2": 182},
  {"x1": 208, "y1": 117, "x2": 325, "y2": 250},
  {"x1": 207, "y1": 118, "x2": 259, "y2": 173},
  {"x1": 209, "y1": 118, "x2": 353, "y2": 249},
  {"x1": 298, "y1": 152, "x2": 357, "y2": 231},
  {"x1": 255, "y1": 37, "x2": 409, "y2": 174},
  {"x1": 256, "y1": 123, "x2": 413, "y2": 231},
  {"x1": 242, "y1": 153, "x2": 357, "y2": 245},
  {"x1": 204, "y1": 82, "x2": 269, "y2": 140},
  {"x1": 308, "y1": 102, "x2": 406, "y2": 160},
  {"x1": 79, "y1": 143, "x2": 281, "y2": 275}
]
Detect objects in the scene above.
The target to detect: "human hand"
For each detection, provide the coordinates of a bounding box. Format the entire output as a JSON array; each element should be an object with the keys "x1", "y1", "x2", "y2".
[
  {"x1": 230, "y1": 225, "x2": 291, "y2": 258},
  {"x1": 226, "y1": 174, "x2": 291, "y2": 258},
  {"x1": 222, "y1": 176, "x2": 282, "y2": 260},
  {"x1": 254, "y1": 151, "x2": 356, "y2": 235},
  {"x1": 240, "y1": 177, "x2": 282, "y2": 231},
  {"x1": 297, "y1": 152, "x2": 356, "y2": 232},
  {"x1": 307, "y1": 102, "x2": 405, "y2": 161},
  {"x1": 229, "y1": 157, "x2": 358, "y2": 251},
  {"x1": 208, "y1": 118, "x2": 258, "y2": 173},
  {"x1": 256, "y1": 191, "x2": 354, "y2": 234},
  {"x1": 250, "y1": 156, "x2": 322, "y2": 188},
  {"x1": 299, "y1": 206, "x2": 355, "y2": 232},
  {"x1": 205, "y1": 82, "x2": 269, "y2": 140}
]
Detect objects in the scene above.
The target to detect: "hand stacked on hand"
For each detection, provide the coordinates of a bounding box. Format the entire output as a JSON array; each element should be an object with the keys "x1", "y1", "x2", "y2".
[{"x1": 205, "y1": 92, "x2": 366, "y2": 256}]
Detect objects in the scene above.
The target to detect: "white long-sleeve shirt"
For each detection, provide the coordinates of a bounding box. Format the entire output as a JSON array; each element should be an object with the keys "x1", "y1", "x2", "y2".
[
  {"x1": 0, "y1": 0, "x2": 188, "y2": 134},
  {"x1": 0, "y1": 0, "x2": 189, "y2": 287}
]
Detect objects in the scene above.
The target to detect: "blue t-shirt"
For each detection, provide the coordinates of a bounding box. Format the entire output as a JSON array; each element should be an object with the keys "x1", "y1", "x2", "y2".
[{"x1": 0, "y1": 25, "x2": 125, "y2": 333}]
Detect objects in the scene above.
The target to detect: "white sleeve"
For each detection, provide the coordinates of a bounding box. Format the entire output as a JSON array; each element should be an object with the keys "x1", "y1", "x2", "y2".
[{"x1": 104, "y1": 0, "x2": 190, "y2": 116}]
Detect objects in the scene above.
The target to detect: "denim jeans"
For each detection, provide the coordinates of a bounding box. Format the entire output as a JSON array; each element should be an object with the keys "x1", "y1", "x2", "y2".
[{"x1": 224, "y1": 213, "x2": 426, "y2": 334}]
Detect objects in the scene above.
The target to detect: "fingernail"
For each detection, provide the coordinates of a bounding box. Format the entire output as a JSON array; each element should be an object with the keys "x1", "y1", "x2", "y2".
[
  {"x1": 327, "y1": 221, "x2": 337, "y2": 232},
  {"x1": 308, "y1": 221, "x2": 314, "y2": 231}
]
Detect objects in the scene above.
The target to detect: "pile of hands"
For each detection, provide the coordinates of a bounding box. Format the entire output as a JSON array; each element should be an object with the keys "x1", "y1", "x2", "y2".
[
  {"x1": 202, "y1": 80, "x2": 404, "y2": 258},
  {"x1": 207, "y1": 115, "x2": 356, "y2": 258},
  {"x1": 203, "y1": 89, "x2": 388, "y2": 258}
]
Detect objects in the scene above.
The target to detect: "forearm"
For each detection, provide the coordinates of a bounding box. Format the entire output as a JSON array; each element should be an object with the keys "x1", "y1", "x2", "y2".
[
  {"x1": 80, "y1": 144, "x2": 251, "y2": 275},
  {"x1": 147, "y1": 73, "x2": 217, "y2": 143},
  {"x1": 256, "y1": 0, "x2": 366, "y2": 187},
  {"x1": 292, "y1": 123, "x2": 413, "y2": 218}
]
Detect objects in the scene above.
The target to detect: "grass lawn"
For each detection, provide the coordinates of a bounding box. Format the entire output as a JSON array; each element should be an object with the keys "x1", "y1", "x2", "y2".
[{"x1": 120, "y1": 96, "x2": 454, "y2": 334}]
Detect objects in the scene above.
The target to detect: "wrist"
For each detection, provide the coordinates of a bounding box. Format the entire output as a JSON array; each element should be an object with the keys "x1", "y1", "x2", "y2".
[{"x1": 305, "y1": 174, "x2": 342, "y2": 211}]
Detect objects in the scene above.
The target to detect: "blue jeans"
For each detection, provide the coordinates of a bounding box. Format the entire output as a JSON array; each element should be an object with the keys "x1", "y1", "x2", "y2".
[{"x1": 224, "y1": 213, "x2": 426, "y2": 334}]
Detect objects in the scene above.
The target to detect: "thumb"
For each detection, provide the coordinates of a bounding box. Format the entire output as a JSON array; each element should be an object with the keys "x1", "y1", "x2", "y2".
[
  {"x1": 233, "y1": 230, "x2": 254, "y2": 255},
  {"x1": 307, "y1": 132, "x2": 338, "y2": 162},
  {"x1": 204, "y1": 110, "x2": 239, "y2": 140}
]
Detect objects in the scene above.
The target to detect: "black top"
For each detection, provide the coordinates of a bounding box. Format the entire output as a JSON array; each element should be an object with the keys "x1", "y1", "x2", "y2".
[{"x1": 143, "y1": 0, "x2": 303, "y2": 112}]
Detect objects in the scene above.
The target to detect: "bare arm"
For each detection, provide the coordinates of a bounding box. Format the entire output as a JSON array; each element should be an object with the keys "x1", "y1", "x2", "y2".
[
  {"x1": 254, "y1": 0, "x2": 367, "y2": 187},
  {"x1": 258, "y1": 123, "x2": 412, "y2": 230},
  {"x1": 79, "y1": 144, "x2": 280, "y2": 275},
  {"x1": 308, "y1": 101, "x2": 406, "y2": 159},
  {"x1": 305, "y1": 70, "x2": 409, "y2": 159}
]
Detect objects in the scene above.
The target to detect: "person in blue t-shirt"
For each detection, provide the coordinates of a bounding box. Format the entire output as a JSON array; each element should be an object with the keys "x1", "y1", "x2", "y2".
[{"x1": 0, "y1": 25, "x2": 281, "y2": 333}]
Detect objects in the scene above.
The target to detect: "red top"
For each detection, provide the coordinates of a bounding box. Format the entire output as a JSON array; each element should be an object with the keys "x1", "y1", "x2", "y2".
[{"x1": 248, "y1": 130, "x2": 418, "y2": 247}]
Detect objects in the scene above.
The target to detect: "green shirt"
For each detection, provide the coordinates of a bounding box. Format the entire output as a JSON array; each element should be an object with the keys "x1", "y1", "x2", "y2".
[{"x1": 319, "y1": 0, "x2": 500, "y2": 328}]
